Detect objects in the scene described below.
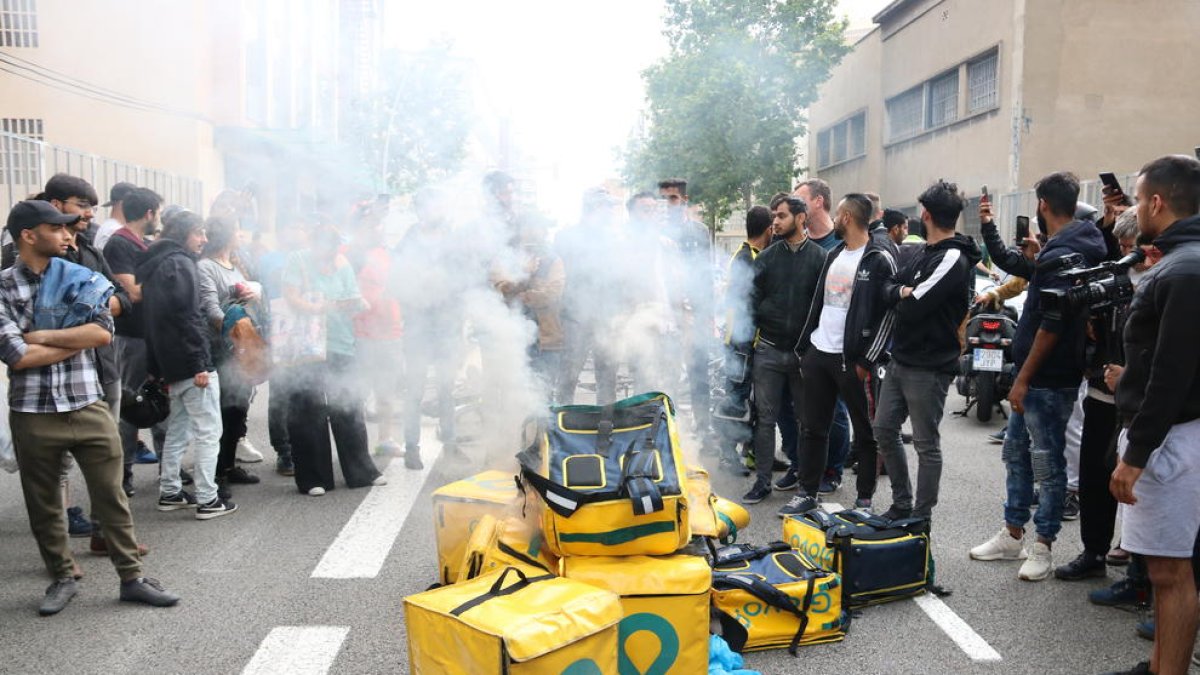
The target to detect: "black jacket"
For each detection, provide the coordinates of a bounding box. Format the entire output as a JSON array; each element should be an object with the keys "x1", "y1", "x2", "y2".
[
  {"x1": 1116, "y1": 214, "x2": 1200, "y2": 468},
  {"x1": 750, "y1": 237, "x2": 826, "y2": 349},
  {"x1": 136, "y1": 239, "x2": 213, "y2": 383},
  {"x1": 798, "y1": 236, "x2": 897, "y2": 370},
  {"x1": 886, "y1": 234, "x2": 982, "y2": 372}
]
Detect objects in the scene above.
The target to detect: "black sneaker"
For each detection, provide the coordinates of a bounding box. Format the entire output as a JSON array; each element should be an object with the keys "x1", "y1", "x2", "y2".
[
  {"x1": 777, "y1": 494, "x2": 819, "y2": 519},
  {"x1": 1100, "y1": 661, "x2": 1151, "y2": 675},
  {"x1": 119, "y1": 577, "x2": 180, "y2": 607},
  {"x1": 122, "y1": 476, "x2": 136, "y2": 498},
  {"x1": 771, "y1": 458, "x2": 790, "y2": 472},
  {"x1": 1054, "y1": 551, "x2": 1106, "y2": 580},
  {"x1": 156, "y1": 491, "x2": 197, "y2": 512},
  {"x1": 67, "y1": 506, "x2": 93, "y2": 537},
  {"x1": 224, "y1": 466, "x2": 260, "y2": 485},
  {"x1": 817, "y1": 475, "x2": 841, "y2": 495},
  {"x1": 881, "y1": 505, "x2": 913, "y2": 522},
  {"x1": 276, "y1": 454, "x2": 295, "y2": 476},
  {"x1": 774, "y1": 467, "x2": 800, "y2": 491},
  {"x1": 1062, "y1": 491, "x2": 1080, "y2": 521},
  {"x1": 38, "y1": 577, "x2": 78, "y2": 616},
  {"x1": 216, "y1": 478, "x2": 232, "y2": 501},
  {"x1": 741, "y1": 482, "x2": 771, "y2": 505},
  {"x1": 1088, "y1": 577, "x2": 1150, "y2": 608},
  {"x1": 854, "y1": 497, "x2": 873, "y2": 511},
  {"x1": 195, "y1": 497, "x2": 238, "y2": 520}
]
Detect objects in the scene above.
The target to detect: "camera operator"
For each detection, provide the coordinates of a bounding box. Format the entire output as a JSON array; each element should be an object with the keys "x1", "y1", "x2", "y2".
[
  {"x1": 970, "y1": 172, "x2": 1107, "y2": 582},
  {"x1": 1107, "y1": 155, "x2": 1200, "y2": 675}
]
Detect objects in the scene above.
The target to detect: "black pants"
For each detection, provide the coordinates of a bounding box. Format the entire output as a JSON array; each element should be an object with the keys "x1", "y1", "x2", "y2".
[
  {"x1": 267, "y1": 373, "x2": 291, "y2": 458},
  {"x1": 288, "y1": 355, "x2": 381, "y2": 493},
  {"x1": 800, "y1": 349, "x2": 878, "y2": 500},
  {"x1": 750, "y1": 342, "x2": 803, "y2": 488},
  {"x1": 1079, "y1": 396, "x2": 1119, "y2": 555},
  {"x1": 216, "y1": 362, "x2": 253, "y2": 477}
]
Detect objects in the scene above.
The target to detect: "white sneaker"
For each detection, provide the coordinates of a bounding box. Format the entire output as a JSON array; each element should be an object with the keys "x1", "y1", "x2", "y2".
[
  {"x1": 307, "y1": 487, "x2": 326, "y2": 497},
  {"x1": 236, "y1": 439, "x2": 264, "y2": 463},
  {"x1": 969, "y1": 528, "x2": 1028, "y2": 561},
  {"x1": 1018, "y1": 542, "x2": 1053, "y2": 581},
  {"x1": 371, "y1": 475, "x2": 388, "y2": 487}
]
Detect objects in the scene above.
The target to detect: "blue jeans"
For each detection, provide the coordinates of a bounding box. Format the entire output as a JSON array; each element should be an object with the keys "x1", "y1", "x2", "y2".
[
  {"x1": 825, "y1": 399, "x2": 851, "y2": 478},
  {"x1": 1003, "y1": 386, "x2": 1077, "y2": 542},
  {"x1": 160, "y1": 373, "x2": 222, "y2": 504}
]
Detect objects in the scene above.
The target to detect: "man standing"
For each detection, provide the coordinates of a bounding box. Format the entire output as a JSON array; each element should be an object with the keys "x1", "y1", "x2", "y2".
[
  {"x1": 138, "y1": 211, "x2": 235, "y2": 519},
  {"x1": 794, "y1": 179, "x2": 840, "y2": 253},
  {"x1": 103, "y1": 187, "x2": 161, "y2": 496},
  {"x1": 93, "y1": 182, "x2": 135, "y2": 251},
  {"x1": 1106, "y1": 155, "x2": 1200, "y2": 675},
  {"x1": 657, "y1": 178, "x2": 716, "y2": 449},
  {"x1": 784, "y1": 194, "x2": 896, "y2": 517},
  {"x1": 1, "y1": 200, "x2": 179, "y2": 614},
  {"x1": 875, "y1": 181, "x2": 980, "y2": 522},
  {"x1": 969, "y1": 172, "x2": 1107, "y2": 580},
  {"x1": 742, "y1": 195, "x2": 825, "y2": 504}
]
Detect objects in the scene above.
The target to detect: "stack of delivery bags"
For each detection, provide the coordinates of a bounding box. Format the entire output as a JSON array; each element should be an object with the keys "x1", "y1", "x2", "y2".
[{"x1": 404, "y1": 392, "x2": 933, "y2": 673}]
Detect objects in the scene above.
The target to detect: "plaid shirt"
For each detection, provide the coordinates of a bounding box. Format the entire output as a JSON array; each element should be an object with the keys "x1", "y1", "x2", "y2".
[{"x1": 0, "y1": 259, "x2": 112, "y2": 413}]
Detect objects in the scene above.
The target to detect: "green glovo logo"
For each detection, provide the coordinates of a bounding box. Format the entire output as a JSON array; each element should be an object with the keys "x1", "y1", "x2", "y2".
[
  {"x1": 618, "y1": 613, "x2": 678, "y2": 675},
  {"x1": 788, "y1": 534, "x2": 836, "y2": 570},
  {"x1": 561, "y1": 658, "x2": 603, "y2": 675}
]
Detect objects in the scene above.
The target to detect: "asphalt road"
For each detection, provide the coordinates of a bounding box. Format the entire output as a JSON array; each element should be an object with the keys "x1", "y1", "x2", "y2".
[{"x1": 0, "y1": 382, "x2": 1181, "y2": 675}]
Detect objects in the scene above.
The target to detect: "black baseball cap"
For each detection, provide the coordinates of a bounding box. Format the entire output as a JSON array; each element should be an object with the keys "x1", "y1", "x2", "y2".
[
  {"x1": 101, "y1": 181, "x2": 137, "y2": 208},
  {"x1": 6, "y1": 200, "x2": 81, "y2": 237}
]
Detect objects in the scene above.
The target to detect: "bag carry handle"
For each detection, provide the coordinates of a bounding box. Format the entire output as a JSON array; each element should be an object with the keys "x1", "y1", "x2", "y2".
[
  {"x1": 620, "y1": 411, "x2": 666, "y2": 516},
  {"x1": 449, "y1": 566, "x2": 555, "y2": 617},
  {"x1": 713, "y1": 540, "x2": 791, "y2": 567},
  {"x1": 712, "y1": 573, "x2": 815, "y2": 656}
]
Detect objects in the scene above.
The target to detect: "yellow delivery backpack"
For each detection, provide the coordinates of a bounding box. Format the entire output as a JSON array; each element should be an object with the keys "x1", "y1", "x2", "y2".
[
  {"x1": 405, "y1": 565, "x2": 621, "y2": 675},
  {"x1": 686, "y1": 466, "x2": 749, "y2": 545},
  {"x1": 458, "y1": 513, "x2": 558, "y2": 582},
  {"x1": 561, "y1": 554, "x2": 710, "y2": 675},
  {"x1": 783, "y1": 509, "x2": 931, "y2": 607},
  {"x1": 519, "y1": 392, "x2": 691, "y2": 557},
  {"x1": 711, "y1": 542, "x2": 848, "y2": 655},
  {"x1": 431, "y1": 470, "x2": 522, "y2": 585}
]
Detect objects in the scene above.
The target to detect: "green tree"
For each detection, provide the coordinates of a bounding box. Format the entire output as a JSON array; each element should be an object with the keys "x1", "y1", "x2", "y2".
[
  {"x1": 346, "y1": 42, "x2": 473, "y2": 195},
  {"x1": 624, "y1": 0, "x2": 849, "y2": 231}
]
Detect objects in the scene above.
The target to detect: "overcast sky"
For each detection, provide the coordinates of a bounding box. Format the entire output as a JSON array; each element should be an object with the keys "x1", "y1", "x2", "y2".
[{"x1": 385, "y1": 0, "x2": 888, "y2": 220}]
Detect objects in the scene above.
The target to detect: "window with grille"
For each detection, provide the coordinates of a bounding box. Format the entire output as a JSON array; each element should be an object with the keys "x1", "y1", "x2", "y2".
[
  {"x1": 927, "y1": 71, "x2": 959, "y2": 128},
  {"x1": 887, "y1": 87, "x2": 923, "y2": 141},
  {"x1": 0, "y1": 117, "x2": 43, "y2": 185},
  {"x1": 968, "y1": 50, "x2": 999, "y2": 113},
  {"x1": 0, "y1": 0, "x2": 37, "y2": 48},
  {"x1": 816, "y1": 110, "x2": 867, "y2": 169}
]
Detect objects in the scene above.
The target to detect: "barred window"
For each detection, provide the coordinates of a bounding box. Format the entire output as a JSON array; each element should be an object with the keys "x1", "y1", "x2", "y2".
[
  {"x1": 927, "y1": 71, "x2": 959, "y2": 128},
  {"x1": 887, "y1": 87, "x2": 923, "y2": 141},
  {"x1": 0, "y1": 0, "x2": 37, "y2": 48},
  {"x1": 968, "y1": 50, "x2": 999, "y2": 113},
  {"x1": 816, "y1": 110, "x2": 867, "y2": 169},
  {"x1": 1, "y1": 117, "x2": 43, "y2": 185}
]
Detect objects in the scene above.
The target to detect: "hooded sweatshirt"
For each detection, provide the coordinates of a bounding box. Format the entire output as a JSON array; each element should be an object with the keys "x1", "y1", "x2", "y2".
[
  {"x1": 1116, "y1": 214, "x2": 1200, "y2": 468},
  {"x1": 885, "y1": 233, "x2": 982, "y2": 372},
  {"x1": 136, "y1": 239, "x2": 212, "y2": 383},
  {"x1": 1009, "y1": 219, "x2": 1108, "y2": 389}
]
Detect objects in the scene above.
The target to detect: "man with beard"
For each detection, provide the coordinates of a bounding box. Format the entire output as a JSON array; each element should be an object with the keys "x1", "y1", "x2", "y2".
[{"x1": 742, "y1": 195, "x2": 825, "y2": 505}]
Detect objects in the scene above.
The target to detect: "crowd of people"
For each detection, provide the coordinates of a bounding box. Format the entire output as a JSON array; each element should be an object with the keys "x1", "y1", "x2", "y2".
[{"x1": 3, "y1": 155, "x2": 1199, "y2": 675}]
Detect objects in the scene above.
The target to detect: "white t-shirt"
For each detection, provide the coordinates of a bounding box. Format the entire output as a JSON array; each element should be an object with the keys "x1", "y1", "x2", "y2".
[
  {"x1": 94, "y1": 218, "x2": 123, "y2": 251},
  {"x1": 811, "y1": 245, "x2": 866, "y2": 354}
]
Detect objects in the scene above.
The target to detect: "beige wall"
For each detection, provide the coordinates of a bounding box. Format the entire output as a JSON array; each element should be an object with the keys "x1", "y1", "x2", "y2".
[{"x1": 806, "y1": 29, "x2": 882, "y2": 198}]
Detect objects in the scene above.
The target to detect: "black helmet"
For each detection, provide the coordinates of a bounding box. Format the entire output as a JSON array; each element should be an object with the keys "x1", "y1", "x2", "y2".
[{"x1": 120, "y1": 381, "x2": 169, "y2": 429}]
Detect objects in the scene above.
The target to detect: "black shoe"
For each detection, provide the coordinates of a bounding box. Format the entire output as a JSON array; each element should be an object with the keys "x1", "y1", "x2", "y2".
[
  {"x1": 224, "y1": 466, "x2": 260, "y2": 485},
  {"x1": 1100, "y1": 661, "x2": 1151, "y2": 675},
  {"x1": 777, "y1": 494, "x2": 819, "y2": 519},
  {"x1": 405, "y1": 449, "x2": 424, "y2": 470},
  {"x1": 771, "y1": 458, "x2": 790, "y2": 472},
  {"x1": 881, "y1": 505, "x2": 913, "y2": 522},
  {"x1": 1089, "y1": 577, "x2": 1150, "y2": 608},
  {"x1": 38, "y1": 577, "x2": 78, "y2": 616},
  {"x1": 1062, "y1": 491, "x2": 1080, "y2": 521},
  {"x1": 216, "y1": 478, "x2": 232, "y2": 501},
  {"x1": 817, "y1": 475, "x2": 841, "y2": 495},
  {"x1": 741, "y1": 482, "x2": 771, "y2": 505},
  {"x1": 1055, "y1": 551, "x2": 1107, "y2": 580},
  {"x1": 156, "y1": 491, "x2": 197, "y2": 511},
  {"x1": 774, "y1": 467, "x2": 800, "y2": 491},
  {"x1": 276, "y1": 454, "x2": 295, "y2": 476},
  {"x1": 196, "y1": 497, "x2": 237, "y2": 520},
  {"x1": 122, "y1": 476, "x2": 135, "y2": 498},
  {"x1": 67, "y1": 506, "x2": 93, "y2": 538},
  {"x1": 119, "y1": 577, "x2": 180, "y2": 607},
  {"x1": 180, "y1": 468, "x2": 194, "y2": 486}
]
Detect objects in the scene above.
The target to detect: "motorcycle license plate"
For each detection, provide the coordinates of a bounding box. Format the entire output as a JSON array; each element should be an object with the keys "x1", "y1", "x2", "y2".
[{"x1": 973, "y1": 348, "x2": 1003, "y2": 372}]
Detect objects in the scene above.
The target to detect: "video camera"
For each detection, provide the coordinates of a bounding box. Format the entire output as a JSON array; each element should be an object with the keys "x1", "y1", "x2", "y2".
[{"x1": 1040, "y1": 248, "x2": 1146, "y2": 320}]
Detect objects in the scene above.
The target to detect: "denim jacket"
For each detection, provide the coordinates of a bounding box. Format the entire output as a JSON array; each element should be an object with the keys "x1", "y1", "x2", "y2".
[{"x1": 34, "y1": 257, "x2": 115, "y2": 330}]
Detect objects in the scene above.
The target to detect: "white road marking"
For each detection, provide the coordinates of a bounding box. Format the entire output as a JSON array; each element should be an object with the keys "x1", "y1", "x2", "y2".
[
  {"x1": 311, "y1": 446, "x2": 442, "y2": 579},
  {"x1": 242, "y1": 626, "x2": 350, "y2": 675},
  {"x1": 913, "y1": 593, "x2": 1003, "y2": 662}
]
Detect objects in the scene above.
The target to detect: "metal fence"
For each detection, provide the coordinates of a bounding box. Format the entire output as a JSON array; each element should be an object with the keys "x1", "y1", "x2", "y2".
[{"x1": 0, "y1": 131, "x2": 204, "y2": 218}]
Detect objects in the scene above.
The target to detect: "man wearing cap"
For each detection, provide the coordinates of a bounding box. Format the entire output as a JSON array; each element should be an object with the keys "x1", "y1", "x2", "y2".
[
  {"x1": 0, "y1": 200, "x2": 180, "y2": 615},
  {"x1": 93, "y1": 182, "x2": 135, "y2": 251}
]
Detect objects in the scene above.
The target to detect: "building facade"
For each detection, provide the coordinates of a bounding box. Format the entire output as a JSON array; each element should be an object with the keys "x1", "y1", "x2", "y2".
[{"x1": 806, "y1": 0, "x2": 1200, "y2": 236}]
